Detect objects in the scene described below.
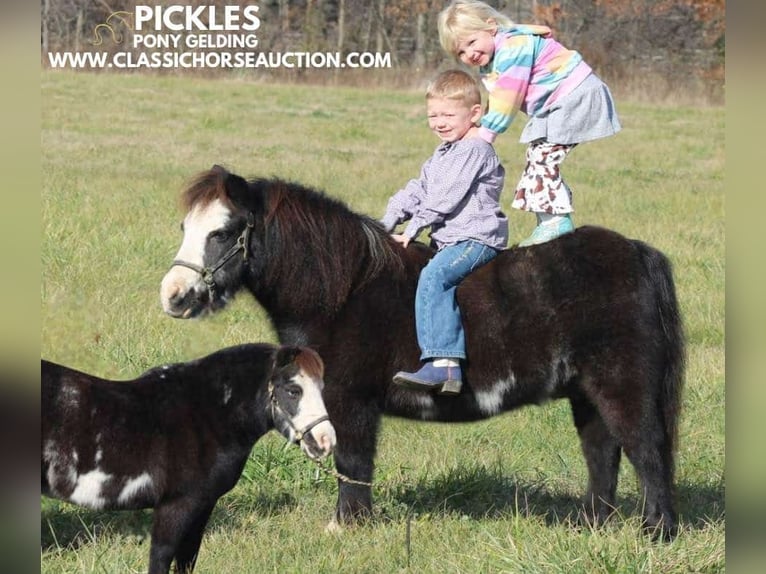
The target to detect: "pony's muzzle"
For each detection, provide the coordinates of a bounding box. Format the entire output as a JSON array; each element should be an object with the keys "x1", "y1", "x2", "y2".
[
  {"x1": 162, "y1": 288, "x2": 197, "y2": 318},
  {"x1": 303, "y1": 420, "x2": 337, "y2": 460},
  {"x1": 160, "y1": 270, "x2": 207, "y2": 318}
]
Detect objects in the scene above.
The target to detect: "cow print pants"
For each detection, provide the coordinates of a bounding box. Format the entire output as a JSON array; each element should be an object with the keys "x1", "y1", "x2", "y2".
[{"x1": 511, "y1": 141, "x2": 578, "y2": 214}]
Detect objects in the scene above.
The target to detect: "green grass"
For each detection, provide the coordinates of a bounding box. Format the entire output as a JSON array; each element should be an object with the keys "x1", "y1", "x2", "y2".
[{"x1": 41, "y1": 70, "x2": 724, "y2": 573}]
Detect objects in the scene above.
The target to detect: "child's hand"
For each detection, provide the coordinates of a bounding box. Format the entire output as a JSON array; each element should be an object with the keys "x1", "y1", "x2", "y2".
[{"x1": 391, "y1": 234, "x2": 410, "y2": 248}]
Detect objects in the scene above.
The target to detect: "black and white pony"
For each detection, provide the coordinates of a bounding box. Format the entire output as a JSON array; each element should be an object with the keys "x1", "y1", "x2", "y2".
[
  {"x1": 42, "y1": 343, "x2": 336, "y2": 574},
  {"x1": 159, "y1": 165, "x2": 685, "y2": 540}
]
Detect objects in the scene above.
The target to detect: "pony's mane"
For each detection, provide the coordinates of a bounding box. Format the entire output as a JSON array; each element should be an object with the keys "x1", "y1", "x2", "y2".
[
  {"x1": 294, "y1": 347, "x2": 324, "y2": 379},
  {"x1": 254, "y1": 177, "x2": 404, "y2": 311}
]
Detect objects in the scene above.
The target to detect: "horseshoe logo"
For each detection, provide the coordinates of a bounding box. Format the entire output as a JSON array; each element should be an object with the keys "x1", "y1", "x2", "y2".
[{"x1": 90, "y1": 11, "x2": 133, "y2": 46}]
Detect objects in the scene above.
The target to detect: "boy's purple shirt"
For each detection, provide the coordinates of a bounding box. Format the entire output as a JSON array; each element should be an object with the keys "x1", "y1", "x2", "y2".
[{"x1": 381, "y1": 137, "x2": 508, "y2": 250}]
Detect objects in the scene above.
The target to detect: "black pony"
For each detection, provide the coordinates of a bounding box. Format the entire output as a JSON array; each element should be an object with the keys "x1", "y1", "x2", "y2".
[
  {"x1": 160, "y1": 165, "x2": 685, "y2": 539},
  {"x1": 42, "y1": 343, "x2": 336, "y2": 574}
]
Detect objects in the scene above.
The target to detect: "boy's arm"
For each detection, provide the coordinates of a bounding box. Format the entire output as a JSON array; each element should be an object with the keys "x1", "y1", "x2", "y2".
[
  {"x1": 479, "y1": 35, "x2": 535, "y2": 143},
  {"x1": 380, "y1": 157, "x2": 433, "y2": 232},
  {"x1": 380, "y1": 178, "x2": 425, "y2": 232}
]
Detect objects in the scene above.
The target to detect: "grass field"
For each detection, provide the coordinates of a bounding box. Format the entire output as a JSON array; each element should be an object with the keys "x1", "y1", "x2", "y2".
[{"x1": 41, "y1": 70, "x2": 724, "y2": 573}]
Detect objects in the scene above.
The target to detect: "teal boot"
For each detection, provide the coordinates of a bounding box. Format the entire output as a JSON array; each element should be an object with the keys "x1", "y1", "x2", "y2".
[{"x1": 518, "y1": 214, "x2": 575, "y2": 247}]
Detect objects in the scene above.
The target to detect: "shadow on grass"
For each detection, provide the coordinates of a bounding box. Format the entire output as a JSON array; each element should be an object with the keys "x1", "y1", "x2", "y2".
[
  {"x1": 41, "y1": 502, "x2": 152, "y2": 552},
  {"x1": 382, "y1": 464, "x2": 582, "y2": 527},
  {"x1": 41, "y1": 467, "x2": 724, "y2": 551},
  {"x1": 383, "y1": 463, "x2": 725, "y2": 532},
  {"x1": 40, "y1": 491, "x2": 298, "y2": 552},
  {"x1": 676, "y1": 479, "x2": 726, "y2": 529}
]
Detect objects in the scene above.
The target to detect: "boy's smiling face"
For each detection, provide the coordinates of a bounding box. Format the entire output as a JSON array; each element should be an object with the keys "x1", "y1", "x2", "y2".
[{"x1": 426, "y1": 97, "x2": 482, "y2": 143}]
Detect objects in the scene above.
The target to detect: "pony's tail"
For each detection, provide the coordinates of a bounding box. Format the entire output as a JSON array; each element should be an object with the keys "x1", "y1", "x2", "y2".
[{"x1": 635, "y1": 240, "x2": 686, "y2": 473}]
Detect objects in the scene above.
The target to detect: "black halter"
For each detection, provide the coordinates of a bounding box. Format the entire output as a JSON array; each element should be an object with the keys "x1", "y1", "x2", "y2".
[
  {"x1": 267, "y1": 381, "x2": 330, "y2": 443},
  {"x1": 171, "y1": 212, "x2": 255, "y2": 300}
]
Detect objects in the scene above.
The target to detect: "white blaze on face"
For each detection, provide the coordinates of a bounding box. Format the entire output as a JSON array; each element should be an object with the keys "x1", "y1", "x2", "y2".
[
  {"x1": 160, "y1": 199, "x2": 232, "y2": 315},
  {"x1": 292, "y1": 371, "x2": 336, "y2": 458}
]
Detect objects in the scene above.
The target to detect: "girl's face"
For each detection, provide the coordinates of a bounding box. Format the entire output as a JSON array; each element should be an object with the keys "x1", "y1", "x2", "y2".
[
  {"x1": 455, "y1": 28, "x2": 497, "y2": 67},
  {"x1": 426, "y1": 97, "x2": 482, "y2": 143}
]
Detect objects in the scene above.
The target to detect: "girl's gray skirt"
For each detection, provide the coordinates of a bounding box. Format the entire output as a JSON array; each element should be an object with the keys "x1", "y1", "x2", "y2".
[{"x1": 520, "y1": 73, "x2": 622, "y2": 145}]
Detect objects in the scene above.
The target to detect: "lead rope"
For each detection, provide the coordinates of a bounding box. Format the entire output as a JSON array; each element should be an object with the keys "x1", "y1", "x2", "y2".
[{"x1": 310, "y1": 457, "x2": 373, "y2": 487}]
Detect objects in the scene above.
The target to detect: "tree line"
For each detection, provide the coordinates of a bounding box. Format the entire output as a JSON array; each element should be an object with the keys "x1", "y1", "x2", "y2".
[{"x1": 41, "y1": 0, "x2": 724, "y2": 102}]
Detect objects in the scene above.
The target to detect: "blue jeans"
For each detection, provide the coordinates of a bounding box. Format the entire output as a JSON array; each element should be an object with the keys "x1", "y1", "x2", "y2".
[{"x1": 415, "y1": 240, "x2": 499, "y2": 360}]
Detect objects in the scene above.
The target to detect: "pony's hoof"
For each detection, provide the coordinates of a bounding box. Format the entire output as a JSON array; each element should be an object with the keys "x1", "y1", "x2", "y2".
[{"x1": 325, "y1": 518, "x2": 344, "y2": 534}]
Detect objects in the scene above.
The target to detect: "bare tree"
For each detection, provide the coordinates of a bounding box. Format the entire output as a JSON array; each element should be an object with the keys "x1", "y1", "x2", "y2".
[
  {"x1": 337, "y1": 0, "x2": 346, "y2": 50},
  {"x1": 42, "y1": 0, "x2": 50, "y2": 54}
]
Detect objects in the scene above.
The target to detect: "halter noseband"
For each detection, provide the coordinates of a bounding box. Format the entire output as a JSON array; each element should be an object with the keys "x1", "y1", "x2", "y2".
[
  {"x1": 171, "y1": 212, "x2": 255, "y2": 300},
  {"x1": 268, "y1": 381, "x2": 330, "y2": 444}
]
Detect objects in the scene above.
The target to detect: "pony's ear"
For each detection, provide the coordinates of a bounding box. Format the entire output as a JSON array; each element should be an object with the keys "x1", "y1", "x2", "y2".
[
  {"x1": 274, "y1": 346, "x2": 301, "y2": 370},
  {"x1": 223, "y1": 170, "x2": 250, "y2": 208}
]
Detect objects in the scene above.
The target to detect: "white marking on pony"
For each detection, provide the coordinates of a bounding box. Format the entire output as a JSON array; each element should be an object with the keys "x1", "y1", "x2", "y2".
[
  {"x1": 70, "y1": 469, "x2": 112, "y2": 509},
  {"x1": 159, "y1": 198, "x2": 232, "y2": 313},
  {"x1": 547, "y1": 349, "x2": 577, "y2": 394},
  {"x1": 60, "y1": 384, "x2": 79, "y2": 409},
  {"x1": 118, "y1": 472, "x2": 153, "y2": 505},
  {"x1": 222, "y1": 384, "x2": 232, "y2": 404},
  {"x1": 474, "y1": 375, "x2": 516, "y2": 416},
  {"x1": 290, "y1": 370, "x2": 336, "y2": 458},
  {"x1": 409, "y1": 393, "x2": 437, "y2": 420},
  {"x1": 325, "y1": 517, "x2": 343, "y2": 534},
  {"x1": 95, "y1": 448, "x2": 103, "y2": 464},
  {"x1": 43, "y1": 440, "x2": 77, "y2": 492},
  {"x1": 42, "y1": 440, "x2": 56, "y2": 465}
]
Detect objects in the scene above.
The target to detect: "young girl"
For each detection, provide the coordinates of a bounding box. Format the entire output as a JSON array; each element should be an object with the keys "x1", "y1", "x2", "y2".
[
  {"x1": 381, "y1": 69, "x2": 507, "y2": 395},
  {"x1": 438, "y1": 0, "x2": 621, "y2": 246}
]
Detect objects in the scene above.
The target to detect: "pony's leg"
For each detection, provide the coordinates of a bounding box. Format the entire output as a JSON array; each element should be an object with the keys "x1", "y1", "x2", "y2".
[
  {"x1": 173, "y1": 502, "x2": 216, "y2": 573},
  {"x1": 149, "y1": 499, "x2": 212, "y2": 574},
  {"x1": 327, "y1": 395, "x2": 381, "y2": 526},
  {"x1": 148, "y1": 507, "x2": 181, "y2": 574},
  {"x1": 569, "y1": 391, "x2": 622, "y2": 527},
  {"x1": 582, "y1": 385, "x2": 677, "y2": 540},
  {"x1": 613, "y1": 411, "x2": 677, "y2": 540}
]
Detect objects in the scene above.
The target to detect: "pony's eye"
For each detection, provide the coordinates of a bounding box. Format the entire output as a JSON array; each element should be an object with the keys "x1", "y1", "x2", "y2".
[
  {"x1": 286, "y1": 385, "x2": 302, "y2": 399},
  {"x1": 209, "y1": 230, "x2": 230, "y2": 242}
]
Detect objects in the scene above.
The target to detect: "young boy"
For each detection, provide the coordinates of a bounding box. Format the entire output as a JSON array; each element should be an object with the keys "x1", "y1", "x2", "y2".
[{"x1": 380, "y1": 69, "x2": 508, "y2": 395}]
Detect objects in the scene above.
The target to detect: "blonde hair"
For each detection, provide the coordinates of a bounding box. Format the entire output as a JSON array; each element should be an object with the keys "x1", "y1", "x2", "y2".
[
  {"x1": 438, "y1": 0, "x2": 515, "y2": 57},
  {"x1": 425, "y1": 69, "x2": 483, "y2": 108}
]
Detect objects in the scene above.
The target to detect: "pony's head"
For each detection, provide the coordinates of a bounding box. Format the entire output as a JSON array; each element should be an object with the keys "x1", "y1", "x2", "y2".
[
  {"x1": 160, "y1": 165, "x2": 258, "y2": 318},
  {"x1": 160, "y1": 165, "x2": 407, "y2": 321},
  {"x1": 268, "y1": 345, "x2": 336, "y2": 460}
]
